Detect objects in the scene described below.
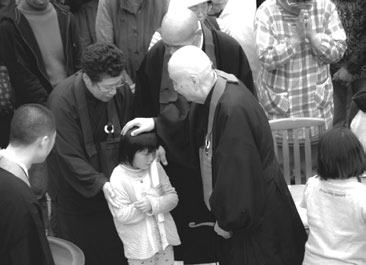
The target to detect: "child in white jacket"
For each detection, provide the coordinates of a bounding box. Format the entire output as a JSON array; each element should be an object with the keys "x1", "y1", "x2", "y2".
[
  {"x1": 301, "y1": 127, "x2": 366, "y2": 265},
  {"x1": 108, "y1": 129, "x2": 180, "y2": 265}
]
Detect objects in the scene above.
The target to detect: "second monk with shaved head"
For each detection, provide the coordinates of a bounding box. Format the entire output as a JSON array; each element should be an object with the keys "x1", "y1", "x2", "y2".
[{"x1": 130, "y1": 6, "x2": 255, "y2": 263}]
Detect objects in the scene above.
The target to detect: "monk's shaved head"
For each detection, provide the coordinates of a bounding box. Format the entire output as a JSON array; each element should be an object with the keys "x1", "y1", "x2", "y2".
[
  {"x1": 168, "y1": 45, "x2": 214, "y2": 104},
  {"x1": 161, "y1": 7, "x2": 200, "y2": 45},
  {"x1": 168, "y1": 45, "x2": 212, "y2": 81}
]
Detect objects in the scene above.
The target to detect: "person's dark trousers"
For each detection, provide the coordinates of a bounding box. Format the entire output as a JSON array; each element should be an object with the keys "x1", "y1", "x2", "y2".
[
  {"x1": 56, "y1": 209, "x2": 127, "y2": 265},
  {"x1": 333, "y1": 79, "x2": 364, "y2": 128},
  {"x1": 346, "y1": 78, "x2": 366, "y2": 126}
]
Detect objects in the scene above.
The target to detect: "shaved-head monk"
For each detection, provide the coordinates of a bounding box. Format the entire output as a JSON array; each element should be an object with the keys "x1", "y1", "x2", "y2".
[
  {"x1": 123, "y1": 6, "x2": 255, "y2": 263},
  {"x1": 167, "y1": 45, "x2": 307, "y2": 265}
]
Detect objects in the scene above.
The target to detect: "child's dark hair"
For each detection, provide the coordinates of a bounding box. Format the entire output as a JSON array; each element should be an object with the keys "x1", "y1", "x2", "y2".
[
  {"x1": 317, "y1": 127, "x2": 366, "y2": 180},
  {"x1": 119, "y1": 128, "x2": 159, "y2": 165}
]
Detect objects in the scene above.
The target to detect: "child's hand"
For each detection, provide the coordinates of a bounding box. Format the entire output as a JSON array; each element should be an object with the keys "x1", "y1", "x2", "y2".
[{"x1": 134, "y1": 198, "x2": 152, "y2": 213}]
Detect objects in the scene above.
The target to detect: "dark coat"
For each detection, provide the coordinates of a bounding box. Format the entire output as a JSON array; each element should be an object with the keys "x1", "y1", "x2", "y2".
[
  {"x1": 0, "y1": 168, "x2": 55, "y2": 265},
  {"x1": 134, "y1": 28, "x2": 255, "y2": 263},
  {"x1": 203, "y1": 80, "x2": 307, "y2": 265},
  {"x1": 0, "y1": 1, "x2": 81, "y2": 106},
  {"x1": 331, "y1": 0, "x2": 366, "y2": 77},
  {"x1": 47, "y1": 72, "x2": 133, "y2": 265}
]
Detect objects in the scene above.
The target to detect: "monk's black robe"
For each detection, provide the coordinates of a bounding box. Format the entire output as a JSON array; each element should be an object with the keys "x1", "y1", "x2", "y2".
[
  {"x1": 47, "y1": 72, "x2": 133, "y2": 265},
  {"x1": 134, "y1": 29, "x2": 254, "y2": 263},
  {"x1": 0, "y1": 168, "x2": 55, "y2": 265},
  {"x1": 194, "y1": 80, "x2": 307, "y2": 265}
]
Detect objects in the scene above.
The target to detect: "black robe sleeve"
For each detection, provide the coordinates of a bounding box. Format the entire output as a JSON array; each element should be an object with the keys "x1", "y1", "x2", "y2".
[
  {"x1": 210, "y1": 88, "x2": 265, "y2": 232},
  {"x1": 213, "y1": 30, "x2": 256, "y2": 98},
  {"x1": 133, "y1": 42, "x2": 164, "y2": 118},
  {"x1": 0, "y1": 172, "x2": 55, "y2": 265}
]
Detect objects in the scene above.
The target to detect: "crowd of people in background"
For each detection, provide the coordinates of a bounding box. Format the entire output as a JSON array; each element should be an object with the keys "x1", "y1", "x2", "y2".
[{"x1": 0, "y1": 0, "x2": 366, "y2": 265}]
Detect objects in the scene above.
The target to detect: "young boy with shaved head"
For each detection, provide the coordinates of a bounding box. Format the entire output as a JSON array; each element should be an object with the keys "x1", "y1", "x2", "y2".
[{"x1": 0, "y1": 104, "x2": 56, "y2": 265}]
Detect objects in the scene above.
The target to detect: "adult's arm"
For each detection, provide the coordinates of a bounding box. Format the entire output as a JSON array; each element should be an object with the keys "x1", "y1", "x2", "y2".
[
  {"x1": 255, "y1": 7, "x2": 300, "y2": 71},
  {"x1": 344, "y1": 2, "x2": 366, "y2": 74},
  {"x1": 308, "y1": 1, "x2": 346, "y2": 64}
]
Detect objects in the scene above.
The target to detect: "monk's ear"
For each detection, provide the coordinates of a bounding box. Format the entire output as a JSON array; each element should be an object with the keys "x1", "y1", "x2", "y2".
[{"x1": 191, "y1": 75, "x2": 200, "y2": 90}]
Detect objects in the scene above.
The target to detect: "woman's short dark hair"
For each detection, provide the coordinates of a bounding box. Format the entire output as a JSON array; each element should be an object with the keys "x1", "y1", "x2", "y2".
[
  {"x1": 119, "y1": 128, "x2": 159, "y2": 165},
  {"x1": 317, "y1": 127, "x2": 366, "y2": 180},
  {"x1": 81, "y1": 42, "x2": 126, "y2": 83},
  {"x1": 9, "y1": 104, "x2": 55, "y2": 146}
]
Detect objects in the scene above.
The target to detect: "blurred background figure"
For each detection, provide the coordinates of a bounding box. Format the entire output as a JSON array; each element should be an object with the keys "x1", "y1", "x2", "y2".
[
  {"x1": 96, "y1": 0, "x2": 169, "y2": 83},
  {"x1": 0, "y1": 0, "x2": 14, "y2": 148},
  {"x1": 63, "y1": 0, "x2": 99, "y2": 51},
  {"x1": 331, "y1": 0, "x2": 366, "y2": 127},
  {"x1": 152, "y1": 0, "x2": 260, "y2": 88},
  {"x1": 208, "y1": 0, "x2": 260, "y2": 88}
]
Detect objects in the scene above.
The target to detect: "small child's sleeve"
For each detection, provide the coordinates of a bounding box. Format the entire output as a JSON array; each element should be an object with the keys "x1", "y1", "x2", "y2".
[
  {"x1": 360, "y1": 190, "x2": 366, "y2": 223},
  {"x1": 108, "y1": 167, "x2": 145, "y2": 224},
  {"x1": 300, "y1": 178, "x2": 313, "y2": 209},
  {"x1": 147, "y1": 162, "x2": 179, "y2": 215}
]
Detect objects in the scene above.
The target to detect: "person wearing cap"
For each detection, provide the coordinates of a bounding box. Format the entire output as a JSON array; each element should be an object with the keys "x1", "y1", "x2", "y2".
[
  {"x1": 166, "y1": 45, "x2": 307, "y2": 265},
  {"x1": 123, "y1": 7, "x2": 254, "y2": 263}
]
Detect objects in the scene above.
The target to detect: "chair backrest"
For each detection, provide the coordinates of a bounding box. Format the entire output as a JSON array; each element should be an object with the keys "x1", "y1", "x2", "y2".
[
  {"x1": 269, "y1": 117, "x2": 326, "y2": 184},
  {"x1": 48, "y1": 236, "x2": 85, "y2": 265}
]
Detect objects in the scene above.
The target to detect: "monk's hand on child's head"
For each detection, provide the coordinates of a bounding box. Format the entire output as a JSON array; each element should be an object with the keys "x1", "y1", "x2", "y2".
[
  {"x1": 134, "y1": 198, "x2": 152, "y2": 213},
  {"x1": 121, "y1": 118, "x2": 155, "y2": 136}
]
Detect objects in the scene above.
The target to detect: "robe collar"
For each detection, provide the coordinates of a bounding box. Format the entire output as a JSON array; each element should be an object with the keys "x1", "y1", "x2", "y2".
[
  {"x1": 204, "y1": 70, "x2": 219, "y2": 108},
  {"x1": 120, "y1": 0, "x2": 145, "y2": 15},
  {"x1": 0, "y1": 150, "x2": 30, "y2": 186}
]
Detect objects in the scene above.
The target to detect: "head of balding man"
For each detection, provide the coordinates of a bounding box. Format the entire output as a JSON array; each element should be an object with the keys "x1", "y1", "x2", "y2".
[
  {"x1": 161, "y1": 8, "x2": 201, "y2": 54},
  {"x1": 168, "y1": 45, "x2": 215, "y2": 104}
]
